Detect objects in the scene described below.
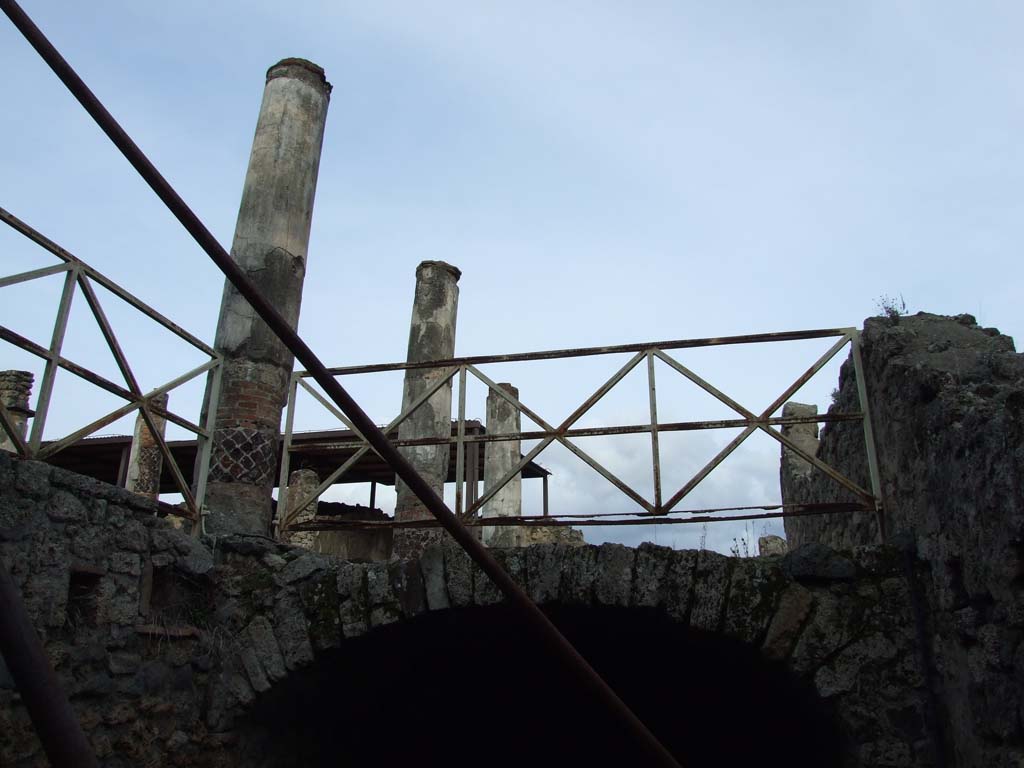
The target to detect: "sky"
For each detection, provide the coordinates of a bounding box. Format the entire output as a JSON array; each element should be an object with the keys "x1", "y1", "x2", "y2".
[{"x1": 1, "y1": 1, "x2": 1021, "y2": 554}]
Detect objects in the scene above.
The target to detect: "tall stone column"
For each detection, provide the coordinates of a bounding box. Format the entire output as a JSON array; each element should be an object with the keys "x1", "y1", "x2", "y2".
[
  {"x1": 0, "y1": 371, "x2": 33, "y2": 453},
  {"x1": 391, "y1": 261, "x2": 461, "y2": 559},
  {"x1": 482, "y1": 383, "x2": 522, "y2": 547},
  {"x1": 125, "y1": 393, "x2": 169, "y2": 500},
  {"x1": 203, "y1": 59, "x2": 331, "y2": 536}
]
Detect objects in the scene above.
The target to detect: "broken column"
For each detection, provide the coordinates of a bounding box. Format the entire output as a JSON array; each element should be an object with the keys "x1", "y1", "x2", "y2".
[
  {"x1": 482, "y1": 383, "x2": 522, "y2": 548},
  {"x1": 125, "y1": 393, "x2": 169, "y2": 500},
  {"x1": 203, "y1": 59, "x2": 332, "y2": 536},
  {"x1": 779, "y1": 401, "x2": 820, "y2": 506},
  {"x1": 0, "y1": 370, "x2": 33, "y2": 453},
  {"x1": 391, "y1": 261, "x2": 461, "y2": 559},
  {"x1": 281, "y1": 468, "x2": 319, "y2": 549}
]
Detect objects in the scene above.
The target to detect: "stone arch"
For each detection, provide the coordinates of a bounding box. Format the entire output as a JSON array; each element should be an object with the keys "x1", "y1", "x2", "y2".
[{"x1": 212, "y1": 540, "x2": 928, "y2": 766}]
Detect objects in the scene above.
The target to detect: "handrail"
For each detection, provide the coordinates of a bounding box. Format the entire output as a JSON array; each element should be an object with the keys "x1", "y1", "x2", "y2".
[
  {"x1": 0, "y1": 207, "x2": 222, "y2": 522},
  {"x1": 279, "y1": 329, "x2": 885, "y2": 537}
]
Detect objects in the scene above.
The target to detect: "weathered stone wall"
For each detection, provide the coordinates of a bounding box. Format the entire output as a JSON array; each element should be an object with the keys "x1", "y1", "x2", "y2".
[
  {"x1": 2, "y1": 451, "x2": 933, "y2": 766},
  {"x1": 0, "y1": 370, "x2": 33, "y2": 453},
  {"x1": 0, "y1": 451, "x2": 222, "y2": 766},
  {"x1": 783, "y1": 312, "x2": 1024, "y2": 766}
]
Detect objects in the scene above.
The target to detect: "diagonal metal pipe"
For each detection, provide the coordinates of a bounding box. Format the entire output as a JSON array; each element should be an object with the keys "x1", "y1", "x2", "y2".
[
  {"x1": 0, "y1": 2, "x2": 684, "y2": 765},
  {"x1": 0, "y1": 560, "x2": 99, "y2": 768}
]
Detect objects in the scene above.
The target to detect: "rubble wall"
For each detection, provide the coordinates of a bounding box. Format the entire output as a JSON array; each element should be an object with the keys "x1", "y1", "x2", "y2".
[
  {"x1": 1, "y1": 450, "x2": 932, "y2": 766},
  {"x1": 784, "y1": 312, "x2": 1024, "y2": 766}
]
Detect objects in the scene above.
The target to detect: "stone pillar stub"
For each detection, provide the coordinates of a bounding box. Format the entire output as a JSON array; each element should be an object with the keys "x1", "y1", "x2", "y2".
[
  {"x1": 758, "y1": 535, "x2": 788, "y2": 557},
  {"x1": 203, "y1": 58, "x2": 331, "y2": 537},
  {"x1": 482, "y1": 383, "x2": 522, "y2": 548},
  {"x1": 391, "y1": 260, "x2": 461, "y2": 559},
  {"x1": 125, "y1": 393, "x2": 169, "y2": 500},
  {"x1": 779, "y1": 402, "x2": 820, "y2": 509},
  {"x1": 0, "y1": 370, "x2": 33, "y2": 453},
  {"x1": 282, "y1": 468, "x2": 319, "y2": 550},
  {"x1": 780, "y1": 402, "x2": 819, "y2": 477}
]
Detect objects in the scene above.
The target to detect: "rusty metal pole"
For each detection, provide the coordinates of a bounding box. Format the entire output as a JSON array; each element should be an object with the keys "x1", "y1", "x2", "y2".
[
  {"x1": 0, "y1": 560, "x2": 99, "y2": 768},
  {"x1": 0, "y1": 4, "x2": 683, "y2": 765}
]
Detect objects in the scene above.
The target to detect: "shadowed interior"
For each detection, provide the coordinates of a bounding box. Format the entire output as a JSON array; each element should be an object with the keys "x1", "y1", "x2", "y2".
[{"x1": 239, "y1": 604, "x2": 842, "y2": 767}]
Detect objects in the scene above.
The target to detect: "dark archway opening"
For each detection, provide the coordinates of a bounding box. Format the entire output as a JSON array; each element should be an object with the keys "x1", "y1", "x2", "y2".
[{"x1": 239, "y1": 605, "x2": 842, "y2": 767}]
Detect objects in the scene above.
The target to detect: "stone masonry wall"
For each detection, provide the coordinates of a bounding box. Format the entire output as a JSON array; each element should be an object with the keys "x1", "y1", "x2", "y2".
[
  {"x1": 783, "y1": 312, "x2": 1024, "y2": 767},
  {"x1": 1, "y1": 449, "x2": 933, "y2": 766}
]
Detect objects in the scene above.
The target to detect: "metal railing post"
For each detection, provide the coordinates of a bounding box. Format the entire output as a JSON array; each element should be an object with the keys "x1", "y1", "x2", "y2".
[
  {"x1": 28, "y1": 265, "x2": 78, "y2": 451},
  {"x1": 851, "y1": 330, "x2": 886, "y2": 542}
]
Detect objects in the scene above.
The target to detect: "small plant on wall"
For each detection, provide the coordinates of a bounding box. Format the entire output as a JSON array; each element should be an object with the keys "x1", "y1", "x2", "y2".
[{"x1": 874, "y1": 294, "x2": 907, "y2": 322}]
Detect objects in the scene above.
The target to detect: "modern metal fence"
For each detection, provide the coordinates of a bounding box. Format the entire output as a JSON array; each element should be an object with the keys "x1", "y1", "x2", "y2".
[
  {"x1": 280, "y1": 327, "x2": 885, "y2": 538},
  {"x1": 0, "y1": 206, "x2": 222, "y2": 523}
]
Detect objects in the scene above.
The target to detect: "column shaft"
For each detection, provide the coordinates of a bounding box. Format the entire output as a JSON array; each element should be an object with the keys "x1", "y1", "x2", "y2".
[
  {"x1": 391, "y1": 261, "x2": 461, "y2": 559},
  {"x1": 125, "y1": 393, "x2": 168, "y2": 500},
  {"x1": 203, "y1": 59, "x2": 331, "y2": 536},
  {"x1": 482, "y1": 383, "x2": 522, "y2": 547}
]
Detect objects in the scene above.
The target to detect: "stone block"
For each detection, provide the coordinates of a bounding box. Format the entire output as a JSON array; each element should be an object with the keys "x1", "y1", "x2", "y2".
[
  {"x1": 419, "y1": 543, "x2": 450, "y2": 611},
  {"x1": 560, "y1": 544, "x2": 599, "y2": 605},
  {"x1": 110, "y1": 552, "x2": 141, "y2": 576},
  {"x1": 525, "y1": 544, "x2": 562, "y2": 604},
  {"x1": 115, "y1": 519, "x2": 148, "y2": 553},
  {"x1": 45, "y1": 489, "x2": 86, "y2": 522},
  {"x1": 390, "y1": 559, "x2": 428, "y2": 617},
  {"x1": 814, "y1": 632, "x2": 898, "y2": 697},
  {"x1": 758, "y1": 535, "x2": 788, "y2": 556},
  {"x1": 246, "y1": 616, "x2": 286, "y2": 682},
  {"x1": 664, "y1": 549, "x2": 698, "y2": 622},
  {"x1": 366, "y1": 562, "x2": 400, "y2": 627},
  {"x1": 632, "y1": 542, "x2": 673, "y2": 608},
  {"x1": 594, "y1": 543, "x2": 635, "y2": 607},
  {"x1": 724, "y1": 557, "x2": 785, "y2": 644},
  {"x1": 70, "y1": 525, "x2": 112, "y2": 563},
  {"x1": 15, "y1": 460, "x2": 51, "y2": 499},
  {"x1": 689, "y1": 550, "x2": 732, "y2": 632},
  {"x1": 298, "y1": 569, "x2": 342, "y2": 652},
  {"x1": 762, "y1": 583, "x2": 815, "y2": 661},
  {"x1": 273, "y1": 591, "x2": 314, "y2": 670},
  {"x1": 791, "y1": 592, "x2": 866, "y2": 674},
  {"x1": 474, "y1": 555, "x2": 503, "y2": 606},
  {"x1": 239, "y1": 644, "x2": 270, "y2": 692},
  {"x1": 783, "y1": 543, "x2": 856, "y2": 582},
  {"x1": 444, "y1": 542, "x2": 475, "y2": 607},
  {"x1": 279, "y1": 552, "x2": 327, "y2": 584},
  {"x1": 108, "y1": 653, "x2": 141, "y2": 676}
]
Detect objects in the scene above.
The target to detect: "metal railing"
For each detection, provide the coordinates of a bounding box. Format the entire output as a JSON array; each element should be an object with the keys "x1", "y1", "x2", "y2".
[
  {"x1": 0, "y1": 206, "x2": 222, "y2": 522},
  {"x1": 280, "y1": 327, "x2": 885, "y2": 538}
]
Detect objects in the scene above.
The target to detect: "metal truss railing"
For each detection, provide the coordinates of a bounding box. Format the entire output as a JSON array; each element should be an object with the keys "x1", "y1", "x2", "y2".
[
  {"x1": 280, "y1": 327, "x2": 885, "y2": 538},
  {"x1": 0, "y1": 206, "x2": 222, "y2": 522}
]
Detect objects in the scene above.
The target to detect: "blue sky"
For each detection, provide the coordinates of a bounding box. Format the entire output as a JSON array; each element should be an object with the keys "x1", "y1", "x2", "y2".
[{"x1": 2, "y1": 1, "x2": 1021, "y2": 553}]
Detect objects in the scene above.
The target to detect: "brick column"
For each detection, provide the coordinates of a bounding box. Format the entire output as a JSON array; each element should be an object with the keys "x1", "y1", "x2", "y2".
[
  {"x1": 203, "y1": 59, "x2": 331, "y2": 536},
  {"x1": 0, "y1": 371, "x2": 33, "y2": 453},
  {"x1": 391, "y1": 261, "x2": 460, "y2": 559},
  {"x1": 125, "y1": 393, "x2": 169, "y2": 500}
]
